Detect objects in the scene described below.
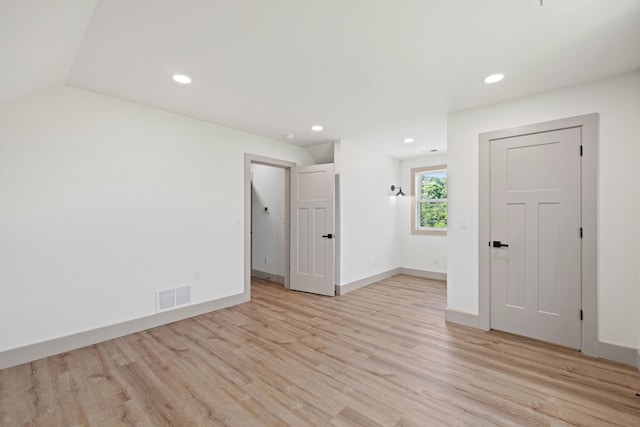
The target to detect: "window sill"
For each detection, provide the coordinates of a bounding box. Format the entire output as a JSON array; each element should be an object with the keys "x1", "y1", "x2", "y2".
[{"x1": 412, "y1": 229, "x2": 447, "y2": 236}]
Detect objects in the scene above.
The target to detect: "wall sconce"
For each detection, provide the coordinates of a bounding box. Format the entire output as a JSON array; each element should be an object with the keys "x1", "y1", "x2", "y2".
[{"x1": 390, "y1": 185, "x2": 405, "y2": 196}]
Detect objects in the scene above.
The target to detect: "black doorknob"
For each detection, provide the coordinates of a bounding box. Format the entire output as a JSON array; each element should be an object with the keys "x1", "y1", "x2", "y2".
[{"x1": 492, "y1": 241, "x2": 509, "y2": 248}]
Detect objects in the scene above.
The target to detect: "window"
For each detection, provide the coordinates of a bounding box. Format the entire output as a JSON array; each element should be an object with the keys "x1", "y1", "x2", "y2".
[{"x1": 411, "y1": 165, "x2": 447, "y2": 235}]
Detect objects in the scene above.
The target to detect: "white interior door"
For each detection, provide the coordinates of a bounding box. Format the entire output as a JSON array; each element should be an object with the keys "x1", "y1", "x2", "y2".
[
  {"x1": 290, "y1": 163, "x2": 335, "y2": 296},
  {"x1": 490, "y1": 127, "x2": 582, "y2": 348}
]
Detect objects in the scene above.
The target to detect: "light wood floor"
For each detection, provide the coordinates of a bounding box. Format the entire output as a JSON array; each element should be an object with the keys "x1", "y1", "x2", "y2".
[{"x1": 1, "y1": 276, "x2": 640, "y2": 426}]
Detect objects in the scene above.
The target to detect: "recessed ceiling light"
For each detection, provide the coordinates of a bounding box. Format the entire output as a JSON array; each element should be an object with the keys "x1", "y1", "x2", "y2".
[
  {"x1": 311, "y1": 125, "x2": 323, "y2": 132},
  {"x1": 403, "y1": 138, "x2": 415, "y2": 144},
  {"x1": 484, "y1": 73, "x2": 504, "y2": 84},
  {"x1": 172, "y1": 74, "x2": 192, "y2": 84}
]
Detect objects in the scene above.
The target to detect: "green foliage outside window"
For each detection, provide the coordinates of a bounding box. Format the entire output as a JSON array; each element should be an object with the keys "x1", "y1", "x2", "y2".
[{"x1": 419, "y1": 172, "x2": 447, "y2": 229}]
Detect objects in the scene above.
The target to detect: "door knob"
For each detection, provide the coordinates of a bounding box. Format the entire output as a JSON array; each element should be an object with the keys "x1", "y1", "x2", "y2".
[
  {"x1": 492, "y1": 241, "x2": 509, "y2": 248},
  {"x1": 322, "y1": 234, "x2": 334, "y2": 239}
]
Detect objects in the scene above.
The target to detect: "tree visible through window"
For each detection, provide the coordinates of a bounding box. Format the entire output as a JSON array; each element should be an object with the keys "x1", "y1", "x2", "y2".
[{"x1": 412, "y1": 165, "x2": 447, "y2": 235}]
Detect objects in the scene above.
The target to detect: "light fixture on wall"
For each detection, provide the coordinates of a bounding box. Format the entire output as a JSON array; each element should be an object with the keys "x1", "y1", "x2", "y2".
[{"x1": 390, "y1": 185, "x2": 405, "y2": 196}]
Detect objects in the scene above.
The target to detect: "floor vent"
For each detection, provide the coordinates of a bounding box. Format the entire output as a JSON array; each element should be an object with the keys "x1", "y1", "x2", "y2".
[{"x1": 157, "y1": 286, "x2": 191, "y2": 312}]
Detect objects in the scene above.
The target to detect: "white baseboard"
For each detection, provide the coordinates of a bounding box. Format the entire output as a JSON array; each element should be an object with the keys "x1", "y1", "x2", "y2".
[
  {"x1": 336, "y1": 268, "x2": 446, "y2": 296},
  {"x1": 596, "y1": 341, "x2": 638, "y2": 367},
  {"x1": 445, "y1": 309, "x2": 639, "y2": 367},
  {"x1": 0, "y1": 291, "x2": 249, "y2": 371},
  {"x1": 444, "y1": 307, "x2": 486, "y2": 330},
  {"x1": 251, "y1": 269, "x2": 285, "y2": 285},
  {"x1": 399, "y1": 267, "x2": 447, "y2": 282},
  {"x1": 335, "y1": 268, "x2": 400, "y2": 296}
]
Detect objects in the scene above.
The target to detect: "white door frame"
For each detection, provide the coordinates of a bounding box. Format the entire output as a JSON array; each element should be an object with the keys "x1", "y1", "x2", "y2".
[
  {"x1": 244, "y1": 154, "x2": 296, "y2": 298},
  {"x1": 478, "y1": 113, "x2": 598, "y2": 356}
]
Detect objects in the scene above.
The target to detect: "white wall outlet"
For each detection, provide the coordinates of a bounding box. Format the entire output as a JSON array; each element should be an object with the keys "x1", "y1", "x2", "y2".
[
  {"x1": 264, "y1": 257, "x2": 269, "y2": 265},
  {"x1": 235, "y1": 218, "x2": 242, "y2": 227},
  {"x1": 193, "y1": 270, "x2": 200, "y2": 281}
]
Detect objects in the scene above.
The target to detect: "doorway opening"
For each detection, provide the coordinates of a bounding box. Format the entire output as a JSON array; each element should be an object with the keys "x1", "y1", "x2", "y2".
[
  {"x1": 244, "y1": 154, "x2": 295, "y2": 299},
  {"x1": 251, "y1": 163, "x2": 286, "y2": 286}
]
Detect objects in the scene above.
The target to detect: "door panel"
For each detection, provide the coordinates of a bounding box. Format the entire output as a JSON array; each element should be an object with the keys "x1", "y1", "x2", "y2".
[
  {"x1": 537, "y1": 202, "x2": 560, "y2": 315},
  {"x1": 505, "y1": 203, "x2": 525, "y2": 308},
  {"x1": 290, "y1": 164, "x2": 335, "y2": 296},
  {"x1": 312, "y1": 207, "x2": 327, "y2": 276},
  {"x1": 297, "y1": 208, "x2": 309, "y2": 274},
  {"x1": 491, "y1": 127, "x2": 581, "y2": 348}
]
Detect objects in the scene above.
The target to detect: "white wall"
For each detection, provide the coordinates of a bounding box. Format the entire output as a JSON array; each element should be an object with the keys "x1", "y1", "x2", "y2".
[
  {"x1": 399, "y1": 154, "x2": 448, "y2": 274},
  {"x1": 447, "y1": 71, "x2": 640, "y2": 348},
  {"x1": 306, "y1": 141, "x2": 335, "y2": 164},
  {"x1": 0, "y1": 85, "x2": 314, "y2": 353},
  {"x1": 337, "y1": 140, "x2": 400, "y2": 286},
  {"x1": 251, "y1": 164, "x2": 285, "y2": 277}
]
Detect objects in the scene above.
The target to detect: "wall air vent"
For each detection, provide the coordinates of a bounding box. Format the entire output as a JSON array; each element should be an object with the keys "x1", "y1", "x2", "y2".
[
  {"x1": 157, "y1": 285, "x2": 191, "y2": 312},
  {"x1": 175, "y1": 286, "x2": 191, "y2": 306}
]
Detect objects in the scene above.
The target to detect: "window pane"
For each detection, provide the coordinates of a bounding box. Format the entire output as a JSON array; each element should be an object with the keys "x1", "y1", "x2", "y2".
[
  {"x1": 412, "y1": 165, "x2": 447, "y2": 234},
  {"x1": 420, "y1": 202, "x2": 447, "y2": 229},
  {"x1": 420, "y1": 173, "x2": 447, "y2": 200}
]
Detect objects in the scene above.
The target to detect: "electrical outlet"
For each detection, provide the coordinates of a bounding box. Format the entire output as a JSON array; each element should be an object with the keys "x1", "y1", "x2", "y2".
[
  {"x1": 265, "y1": 257, "x2": 269, "y2": 265},
  {"x1": 194, "y1": 270, "x2": 200, "y2": 281}
]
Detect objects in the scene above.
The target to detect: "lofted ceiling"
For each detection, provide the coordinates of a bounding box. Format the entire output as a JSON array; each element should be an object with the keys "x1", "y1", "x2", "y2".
[{"x1": 3, "y1": 0, "x2": 640, "y2": 159}]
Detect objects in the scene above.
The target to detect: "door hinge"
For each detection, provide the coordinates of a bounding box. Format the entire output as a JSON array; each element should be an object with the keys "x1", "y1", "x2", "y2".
[
  {"x1": 580, "y1": 227, "x2": 583, "y2": 238},
  {"x1": 580, "y1": 309, "x2": 583, "y2": 321},
  {"x1": 580, "y1": 145, "x2": 583, "y2": 156}
]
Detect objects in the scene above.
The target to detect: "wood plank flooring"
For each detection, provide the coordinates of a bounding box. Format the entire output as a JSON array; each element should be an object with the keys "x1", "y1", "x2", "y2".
[{"x1": 1, "y1": 275, "x2": 639, "y2": 426}]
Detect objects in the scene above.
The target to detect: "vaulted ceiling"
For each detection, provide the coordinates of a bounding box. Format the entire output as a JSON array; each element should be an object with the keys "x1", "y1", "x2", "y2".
[{"x1": 2, "y1": 0, "x2": 640, "y2": 158}]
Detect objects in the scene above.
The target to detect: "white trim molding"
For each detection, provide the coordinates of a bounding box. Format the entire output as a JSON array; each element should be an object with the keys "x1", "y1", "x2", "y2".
[
  {"x1": 444, "y1": 315, "x2": 638, "y2": 367},
  {"x1": 410, "y1": 164, "x2": 448, "y2": 236},
  {"x1": 336, "y1": 269, "x2": 445, "y2": 296},
  {"x1": 0, "y1": 292, "x2": 248, "y2": 371},
  {"x1": 595, "y1": 341, "x2": 638, "y2": 367},
  {"x1": 399, "y1": 267, "x2": 447, "y2": 283},
  {"x1": 244, "y1": 154, "x2": 296, "y2": 292},
  {"x1": 444, "y1": 308, "x2": 484, "y2": 330},
  {"x1": 336, "y1": 268, "x2": 400, "y2": 296},
  {"x1": 251, "y1": 270, "x2": 285, "y2": 285}
]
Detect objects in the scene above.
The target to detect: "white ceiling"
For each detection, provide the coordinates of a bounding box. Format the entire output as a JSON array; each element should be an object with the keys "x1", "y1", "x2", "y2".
[
  {"x1": 0, "y1": 0, "x2": 97, "y2": 104},
  {"x1": 3, "y1": 0, "x2": 640, "y2": 159}
]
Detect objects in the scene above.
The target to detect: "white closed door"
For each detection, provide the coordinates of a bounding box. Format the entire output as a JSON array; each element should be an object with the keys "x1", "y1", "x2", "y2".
[
  {"x1": 290, "y1": 163, "x2": 335, "y2": 296},
  {"x1": 490, "y1": 127, "x2": 582, "y2": 348}
]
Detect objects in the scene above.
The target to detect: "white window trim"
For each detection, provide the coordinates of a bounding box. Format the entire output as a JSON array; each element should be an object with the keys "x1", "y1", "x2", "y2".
[{"x1": 411, "y1": 164, "x2": 447, "y2": 236}]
